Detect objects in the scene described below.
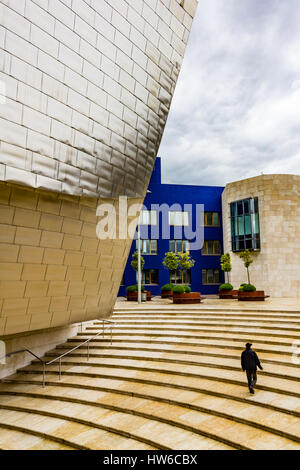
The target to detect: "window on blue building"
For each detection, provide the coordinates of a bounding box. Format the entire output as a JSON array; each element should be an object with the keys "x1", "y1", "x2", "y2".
[
  {"x1": 202, "y1": 269, "x2": 220, "y2": 284},
  {"x1": 202, "y1": 240, "x2": 221, "y2": 255},
  {"x1": 168, "y1": 211, "x2": 189, "y2": 226},
  {"x1": 136, "y1": 239, "x2": 158, "y2": 255},
  {"x1": 170, "y1": 269, "x2": 191, "y2": 284},
  {"x1": 169, "y1": 240, "x2": 190, "y2": 253},
  {"x1": 139, "y1": 210, "x2": 157, "y2": 225},
  {"x1": 204, "y1": 212, "x2": 220, "y2": 226},
  {"x1": 142, "y1": 269, "x2": 159, "y2": 285},
  {"x1": 230, "y1": 197, "x2": 260, "y2": 252}
]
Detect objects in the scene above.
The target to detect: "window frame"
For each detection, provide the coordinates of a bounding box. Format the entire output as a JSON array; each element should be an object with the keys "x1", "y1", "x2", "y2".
[
  {"x1": 141, "y1": 269, "x2": 159, "y2": 285},
  {"x1": 170, "y1": 269, "x2": 191, "y2": 285},
  {"x1": 202, "y1": 240, "x2": 222, "y2": 256},
  {"x1": 136, "y1": 239, "x2": 158, "y2": 255},
  {"x1": 168, "y1": 211, "x2": 189, "y2": 226},
  {"x1": 169, "y1": 239, "x2": 190, "y2": 253},
  {"x1": 139, "y1": 210, "x2": 158, "y2": 226},
  {"x1": 202, "y1": 268, "x2": 221, "y2": 285},
  {"x1": 204, "y1": 212, "x2": 220, "y2": 227},
  {"x1": 230, "y1": 197, "x2": 260, "y2": 252}
]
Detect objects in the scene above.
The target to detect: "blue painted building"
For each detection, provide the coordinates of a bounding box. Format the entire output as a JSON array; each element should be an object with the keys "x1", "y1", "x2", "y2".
[{"x1": 118, "y1": 158, "x2": 225, "y2": 296}]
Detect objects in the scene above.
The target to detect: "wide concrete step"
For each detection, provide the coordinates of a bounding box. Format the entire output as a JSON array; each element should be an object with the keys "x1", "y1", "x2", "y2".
[
  {"x1": 70, "y1": 336, "x2": 296, "y2": 356},
  {"x1": 0, "y1": 426, "x2": 74, "y2": 450},
  {"x1": 20, "y1": 359, "x2": 300, "y2": 398},
  {"x1": 113, "y1": 312, "x2": 300, "y2": 320},
  {"x1": 0, "y1": 393, "x2": 233, "y2": 450},
  {"x1": 107, "y1": 319, "x2": 300, "y2": 329},
  {"x1": 0, "y1": 384, "x2": 299, "y2": 450},
  {"x1": 60, "y1": 341, "x2": 296, "y2": 366},
  {"x1": 6, "y1": 371, "x2": 300, "y2": 418},
  {"x1": 44, "y1": 348, "x2": 300, "y2": 380},
  {"x1": 78, "y1": 331, "x2": 296, "y2": 349},
  {"x1": 87, "y1": 325, "x2": 300, "y2": 340}
]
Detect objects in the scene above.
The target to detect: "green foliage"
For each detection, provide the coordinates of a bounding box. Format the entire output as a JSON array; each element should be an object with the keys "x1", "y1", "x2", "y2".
[
  {"x1": 239, "y1": 249, "x2": 253, "y2": 268},
  {"x1": 219, "y1": 283, "x2": 234, "y2": 291},
  {"x1": 163, "y1": 252, "x2": 179, "y2": 271},
  {"x1": 221, "y1": 253, "x2": 232, "y2": 272},
  {"x1": 239, "y1": 249, "x2": 254, "y2": 284},
  {"x1": 184, "y1": 285, "x2": 191, "y2": 293},
  {"x1": 130, "y1": 251, "x2": 145, "y2": 272},
  {"x1": 126, "y1": 284, "x2": 145, "y2": 293},
  {"x1": 172, "y1": 285, "x2": 186, "y2": 294},
  {"x1": 178, "y1": 252, "x2": 195, "y2": 270},
  {"x1": 126, "y1": 285, "x2": 137, "y2": 293},
  {"x1": 161, "y1": 283, "x2": 174, "y2": 292},
  {"x1": 240, "y1": 283, "x2": 256, "y2": 292}
]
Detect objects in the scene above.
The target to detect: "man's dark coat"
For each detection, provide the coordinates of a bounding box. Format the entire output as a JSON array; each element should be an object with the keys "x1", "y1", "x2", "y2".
[{"x1": 241, "y1": 348, "x2": 262, "y2": 371}]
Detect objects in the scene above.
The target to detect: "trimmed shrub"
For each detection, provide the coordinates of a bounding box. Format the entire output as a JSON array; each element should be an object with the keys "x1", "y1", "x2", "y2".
[
  {"x1": 126, "y1": 284, "x2": 145, "y2": 293},
  {"x1": 219, "y1": 283, "x2": 234, "y2": 291},
  {"x1": 241, "y1": 283, "x2": 256, "y2": 292},
  {"x1": 172, "y1": 285, "x2": 186, "y2": 294},
  {"x1": 126, "y1": 285, "x2": 137, "y2": 293},
  {"x1": 184, "y1": 285, "x2": 191, "y2": 293},
  {"x1": 161, "y1": 284, "x2": 174, "y2": 292}
]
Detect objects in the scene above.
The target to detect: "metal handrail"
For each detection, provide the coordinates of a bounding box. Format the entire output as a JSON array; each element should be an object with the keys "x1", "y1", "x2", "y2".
[{"x1": 1, "y1": 319, "x2": 116, "y2": 388}]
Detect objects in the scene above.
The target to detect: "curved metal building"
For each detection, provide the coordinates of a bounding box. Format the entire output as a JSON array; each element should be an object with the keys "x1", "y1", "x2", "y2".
[{"x1": 0, "y1": 0, "x2": 197, "y2": 354}]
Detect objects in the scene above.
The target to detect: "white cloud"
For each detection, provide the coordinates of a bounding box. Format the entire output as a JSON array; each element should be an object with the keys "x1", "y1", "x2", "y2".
[{"x1": 159, "y1": 0, "x2": 300, "y2": 186}]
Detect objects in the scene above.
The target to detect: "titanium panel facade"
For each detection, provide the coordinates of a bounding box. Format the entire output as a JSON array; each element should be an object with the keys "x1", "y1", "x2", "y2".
[{"x1": 0, "y1": 0, "x2": 197, "y2": 337}]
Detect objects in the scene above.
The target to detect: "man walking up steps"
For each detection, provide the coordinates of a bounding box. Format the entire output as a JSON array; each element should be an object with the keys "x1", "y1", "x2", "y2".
[{"x1": 241, "y1": 343, "x2": 263, "y2": 394}]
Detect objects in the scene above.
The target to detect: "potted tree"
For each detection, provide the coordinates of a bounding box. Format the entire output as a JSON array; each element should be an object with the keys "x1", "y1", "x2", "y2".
[
  {"x1": 172, "y1": 285, "x2": 202, "y2": 304},
  {"x1": 126, "y1": 284, "x2": 152, "y2": 301},
  {"x1": 127, "y1": 252, "x2": 151, "y2": 301},
  {"x1": 161, "y1": 284, "x2": 174, "y2": 299},
  {"x1": 237, "y1": 250, "x2": 267, "y2": 301},
  {"x1": 219, "y1": 253, "x2": 236, "y2": 298},
  {"x1": 162, "y1": 252, "x2": 179, "y2": 281}
]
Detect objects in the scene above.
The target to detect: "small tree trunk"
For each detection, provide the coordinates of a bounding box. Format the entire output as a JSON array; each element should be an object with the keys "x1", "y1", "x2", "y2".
[{"x1": 247, "y1": 267, "x2": 250, "y2": 284}]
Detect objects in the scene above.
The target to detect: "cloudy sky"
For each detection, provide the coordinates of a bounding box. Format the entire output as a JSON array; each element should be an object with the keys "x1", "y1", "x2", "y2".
[{"x1": 158, "y1": 0, "x2": 300, "y2": 186}]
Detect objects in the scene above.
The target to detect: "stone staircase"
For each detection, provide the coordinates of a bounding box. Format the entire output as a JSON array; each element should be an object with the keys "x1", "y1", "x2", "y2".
[{"x1": 0, "y1": 305, "x2": 300, "y2": 450}]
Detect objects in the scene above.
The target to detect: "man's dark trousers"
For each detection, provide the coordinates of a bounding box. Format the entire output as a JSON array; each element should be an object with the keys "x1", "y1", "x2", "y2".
[{"x1": 246, "y1": 370, "x2": 257, "y2": 390}]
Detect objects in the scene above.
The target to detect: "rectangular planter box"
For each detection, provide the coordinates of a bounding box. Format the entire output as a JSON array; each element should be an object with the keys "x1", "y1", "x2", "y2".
[
  {"x1": 173, "y1": 292, "x2": 202, "y2": 304},
  {"x1": 238, "y1": 290, "x2": 267, "y2": 301},
  {"x1": 219, "y1": 290, "x2": 238, "y2": 299},
  {"x1": 161, "y1": 291, "x2": 173, "y2": 299},
  {"x1": 127, "y1": 291, "x2": 152, "y2": 301}
]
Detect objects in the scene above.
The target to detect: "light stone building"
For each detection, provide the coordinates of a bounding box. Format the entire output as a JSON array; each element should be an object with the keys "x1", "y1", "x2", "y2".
[
  {"x1": 222, "y1": 174, "x2": 300, "y2": 298},
  {"x1": 0, "y1": 0, "x2": 197, "y2": 377}
]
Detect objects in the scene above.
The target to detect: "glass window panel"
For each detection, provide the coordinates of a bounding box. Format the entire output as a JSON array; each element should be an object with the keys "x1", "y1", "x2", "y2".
[
  {"x1": 215, "y1": 240, "x2": 221, "y2": 254},
  {"x1": 207, "y1": 240, "x2": 214, "y2": 255},
  {"x1": 150, "y1": 240, "x2": 157, "y2": 254},
  {"x1": 214, "y1": 270, "x2": 220, "y2": 283},
  {"x1": 243, "y1": 200, "x2": 250, "y2": 214},
  {"x1": 244, "y1": 215, "x2": 251, "y2": 235},
  {"x1": 238, "y1": 216, "x2": 244, "y2": 235},
  {"x1": 170, "y1": 270, "x2": 176, "y2": 284},
  {"x1": 206, "y1": 213, "x2": 212, "y2": 226},
  {"x1": 237, "y1": 202, "x2": 243, "y2": 215},
  {"x1": 169, "y1": 240, "x2": 175, "y2": 252},
  {"x1": 207, "y1": 269, "x2": 214, "y2": 284},
  {"x1": 213, "y1": 212, "x2": 220, "y2": 226},
  {"x1": 151, "y1": 211, "x2": 157, "y2": 225},
  {"x1": 183, "y1": 212, "x2": 189, "y2": 226},
  {"x1": 183, "y1": 240, "x2": 189, "y2": 253},
  {"x1": 175, "y1": 212, "x2": 181, "y2": 226}
]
